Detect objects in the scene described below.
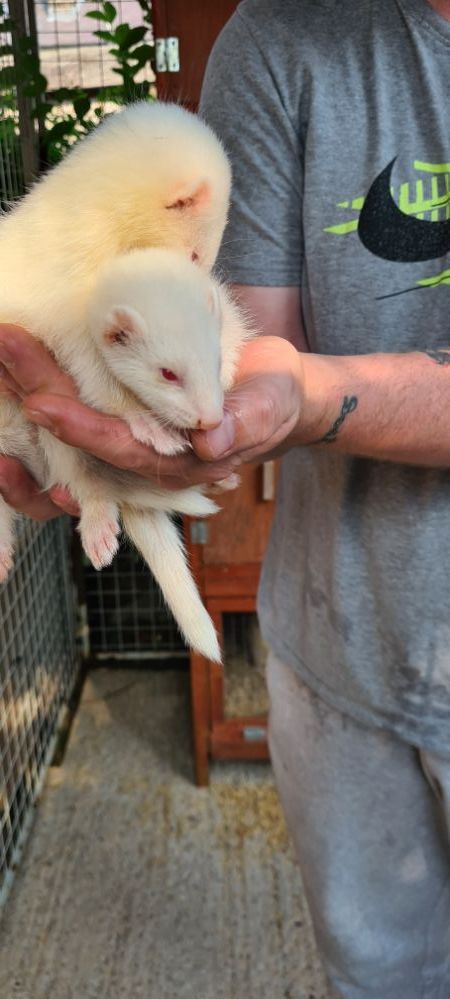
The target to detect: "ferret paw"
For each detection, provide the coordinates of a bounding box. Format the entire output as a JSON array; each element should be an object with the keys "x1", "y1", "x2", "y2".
[
  {"x1": 80, "y1": 512, "x2": 120, "y2": 570},
  {"x1": 152, "y1": 429, "x2": 188, "y2": 456},
  {"x1": 126, "y1": 413, "x2": 188, "y2": 455},
  {"x1": 208, "y1": 473, "x2": 241, "y2": 495},
  {"x1": 0, "y1": 545, "x2": 14, "y2": 583},
  {"x1": 83, "y1": 523, "x2": 119, "y2": 570}
]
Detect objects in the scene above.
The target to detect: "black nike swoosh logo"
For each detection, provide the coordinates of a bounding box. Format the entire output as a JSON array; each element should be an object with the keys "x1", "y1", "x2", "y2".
[{"x1": 358, "y1": 158, "x2": 450, "y2": 263}]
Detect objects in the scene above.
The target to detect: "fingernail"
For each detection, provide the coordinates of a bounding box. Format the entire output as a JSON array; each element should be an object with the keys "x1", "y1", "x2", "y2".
[
  {"x1": 26, "y1": 409, "x2": 57, "y2": 433},
  {"x1": 204, "y1": 412, "x2": 235, "y2": 457}
]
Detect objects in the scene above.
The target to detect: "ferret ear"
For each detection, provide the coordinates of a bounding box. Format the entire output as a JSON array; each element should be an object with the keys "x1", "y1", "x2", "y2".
[
  {"x1": 165, "y1": 180, "x2": 211, "y2": 212},
  {"x1": 103, "y1": 306, "x2": 146, "y2": 347}
]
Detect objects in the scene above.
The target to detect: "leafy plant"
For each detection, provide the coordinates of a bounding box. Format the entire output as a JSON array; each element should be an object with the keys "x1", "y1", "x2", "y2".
[
  {"x1": 0, "y1": 0, "x2": 155, "y2": 168},
  {"x1": 86, "y1": 0, "x2": 154, "y2": 103}
]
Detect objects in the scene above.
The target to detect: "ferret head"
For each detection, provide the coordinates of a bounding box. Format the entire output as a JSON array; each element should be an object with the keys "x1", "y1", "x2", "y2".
[
  {"x1": 60, "y1": 101, "x2": 231, "y2": 271},
  {"x1": 89, "y1": 248, "x2": 225, "y2": 431}
]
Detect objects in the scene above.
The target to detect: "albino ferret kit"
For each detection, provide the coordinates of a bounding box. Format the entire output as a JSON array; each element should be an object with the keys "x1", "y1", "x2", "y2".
[{"x1": 0, "y1": 101, "x2": 253, "y2": 661}]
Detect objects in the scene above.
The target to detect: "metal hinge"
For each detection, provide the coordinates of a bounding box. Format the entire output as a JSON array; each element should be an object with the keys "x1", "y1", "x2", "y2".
[
  {"x1": 190, "y1": 520, "x2": 209, "y2": 545},
  {"x1": 155, "y1": 37, "x2": 180, "y2": 73},
  {"x1": 242, "y1": 726, "x2": 267, "y2": 743}
]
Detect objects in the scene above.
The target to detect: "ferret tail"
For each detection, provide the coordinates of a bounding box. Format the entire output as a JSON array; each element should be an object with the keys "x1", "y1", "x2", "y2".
[{"x1": 121, "y1": 506, "x2": 221, "y2": 663}]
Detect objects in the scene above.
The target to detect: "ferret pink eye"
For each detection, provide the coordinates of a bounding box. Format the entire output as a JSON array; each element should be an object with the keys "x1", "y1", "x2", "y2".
[
  {"x1": 161, "y1": 368, "x2": 180, "y2": 383},
  {"x1": 191, "y1": 251, "x2": 199, "y2": 262}
]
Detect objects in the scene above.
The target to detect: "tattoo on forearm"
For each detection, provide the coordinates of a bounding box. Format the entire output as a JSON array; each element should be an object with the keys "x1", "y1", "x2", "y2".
[
  {"x1": 318, "y1": 395, "x2": 358, "y2": 444},
  {"x1": 423, "y1": 349, "x2": 450, "y2": 366}
]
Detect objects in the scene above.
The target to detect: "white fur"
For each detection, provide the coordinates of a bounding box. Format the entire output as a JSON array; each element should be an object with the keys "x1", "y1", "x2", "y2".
[
  {"x1": 89, "y1": 248, "x2": 225, "y2": 433},
  {"x1": 0, "y1": 105, "x2": 252, "y2": 660}
]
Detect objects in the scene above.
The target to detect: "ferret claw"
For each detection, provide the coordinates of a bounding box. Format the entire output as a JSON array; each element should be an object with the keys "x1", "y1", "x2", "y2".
[
  {"x1": 153, "y1": 434, "x2": 188, "y2": 456},
  {"x1": 209, "y1": 473, "x2": 241, "y2": 495},
  {"x1": 85, "y1": 528, "x2": 119, "y2": 570},
  {"x1": 126, "y1": 412, "x2": 187, "y2": 455},
  {"x1": 80, "y1": 515, "x2": 120, "y2": 570}
]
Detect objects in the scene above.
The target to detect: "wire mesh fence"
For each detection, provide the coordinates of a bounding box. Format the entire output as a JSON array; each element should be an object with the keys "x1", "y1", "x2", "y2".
[
  {"x1": 35, "y1": 0, "x2": 154, "y2": 94},
  {"x1": 81, "y1": 535, "x2": 188, "y2": 660},
  {"x1": 81, "y1": 544, "x2": 263, "y2": 673},
  {"x1": 0, "y1": 1, "x2": 26, "y2": 205},
  {"x1": 0, "y1": 518, "x2": 78, "y2": 909},
  {"x1": 0, "y1": 0, "x2": 155, "y2": 205}
]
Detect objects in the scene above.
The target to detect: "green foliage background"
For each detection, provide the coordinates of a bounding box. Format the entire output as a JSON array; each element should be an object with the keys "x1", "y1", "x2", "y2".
[{"x1": 0, "y1": 0, "x2": 154, "y2": 170}]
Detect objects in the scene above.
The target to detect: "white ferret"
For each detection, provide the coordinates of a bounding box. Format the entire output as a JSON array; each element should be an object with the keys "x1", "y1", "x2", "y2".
[
  {"x1": 0, "y1": 248, "x2": 251, "y2": 661},
  {"x1": 0, "y1": 101, "x2": 248, "y2": 661}
]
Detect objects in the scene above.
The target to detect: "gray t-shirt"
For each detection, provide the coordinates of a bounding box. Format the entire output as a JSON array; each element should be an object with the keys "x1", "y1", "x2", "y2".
[{"x1": 200, "y1": 0, "x2": 450, "y2": 753}]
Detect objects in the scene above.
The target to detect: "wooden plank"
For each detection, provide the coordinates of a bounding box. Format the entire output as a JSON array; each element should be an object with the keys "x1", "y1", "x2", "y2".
[
  {"x1": 207, "y1": 596, "x2": 256, "y2": 613},
  {"x1": 202, "y1": 565, "x2": 261, "y2": 597},
  {"x1": 189, "y1": 651, "x2": 211, "y2": 786},
  {"x1": 210, "y1": 717, "x2": 269, "y2": 761},
  {"x1": 152, "y1": 0, "x2": 239, "y2": 109},
  {"x1": 208, "y1": 607, "x2": 225, "y2": 724},
  {"x1": 202, "y1": 465, "x2": 276, "y2": 565}
]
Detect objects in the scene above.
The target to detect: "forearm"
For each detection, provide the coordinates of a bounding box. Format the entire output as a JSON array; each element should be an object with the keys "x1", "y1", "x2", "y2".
[{"x1": 297, "y1": 348, "x2": 450, "y2": 467}]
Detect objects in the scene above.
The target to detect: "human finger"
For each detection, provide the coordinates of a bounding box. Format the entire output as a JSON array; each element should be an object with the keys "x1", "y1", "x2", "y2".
[
  {"x1": 0, "y1": 456, "x2": 65, "y2": 521},
  {"x1": 47, "y1": 486, "x2": 80, "y2": 516},
  {"x1": 0, "y1": 324, "x2": 76, "y2": 397},
  {"x1": 24, "y1": 393, "x2": 237, "y2": 488},
  {"x1": 191, "y1": 337, "x2": 303, "y2": 463}
]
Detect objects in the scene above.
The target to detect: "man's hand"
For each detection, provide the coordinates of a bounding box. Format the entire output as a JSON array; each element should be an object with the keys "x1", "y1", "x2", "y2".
[
  {"x1": 191, "y1": 335, "x2": 305, "y2": 464},
  {"x1": 0, "y1": 455, "x2": 79, "y2": 521},
  {"x1": 0, "y1": 326, "x2": 306, "y2": 523},
  {"x1": 3, "y1": 326, "x2": 297, "y2": 522},
  {"x1": 0, "y1": 326, "x2": 80, "y2": 519}
]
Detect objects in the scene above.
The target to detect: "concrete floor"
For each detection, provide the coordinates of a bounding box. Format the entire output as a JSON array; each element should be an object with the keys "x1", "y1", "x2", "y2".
[{"x1": 0, "y1": 667, "x2": 336, "y2": 999}]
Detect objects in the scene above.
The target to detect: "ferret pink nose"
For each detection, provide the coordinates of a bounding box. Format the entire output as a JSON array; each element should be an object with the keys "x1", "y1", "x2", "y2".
[{"x1": 196, "y1": 415, "x2": 222, "y2": 430}]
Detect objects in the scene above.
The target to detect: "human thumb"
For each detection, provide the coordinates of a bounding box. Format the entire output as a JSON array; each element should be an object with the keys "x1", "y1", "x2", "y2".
[{"x1": 192, "y1": 410, "x2": 236, "y2": 460}]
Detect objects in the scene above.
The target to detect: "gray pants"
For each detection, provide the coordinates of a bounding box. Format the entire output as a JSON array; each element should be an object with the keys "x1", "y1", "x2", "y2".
[{"x1": 266, "y1": 652, "x2": 450, "y2": 999}]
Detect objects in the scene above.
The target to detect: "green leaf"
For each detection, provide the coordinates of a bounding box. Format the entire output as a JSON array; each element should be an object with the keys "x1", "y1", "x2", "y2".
[
  {"x1": 85, "y1": 9, "x2": 114, "y2": 21},
  {"x1": 93, "y1": 29, "x2": 114, "y2": 42},
  {"x1": 124, "y1": 25, "x2": 147, "y2": 47},
  {"x1": 46, "y1": 119, "x2": 76, "y2": 141},
  {"x1": 0, "y1": 44, "x2": 13, "y2": 56},
  {"x1": 23, "y1": 72, "x2": 48, "y2": 96},
  {"x1": 73, "y1": 94, "x2": 91, "y2": 119},
  {"x1": 46, "y1": 142, "x2": 65, "y2": 165},
  {"x1": 52, "y1": 87, "x2": 76, "y2": 101},
  {"x1": 0, "y1": 67, "x2": 15, "y2": 87},
  {"x1": 113, "y1": 22, "x2": 130, "y2": 46},
  {"x1": 129, "y1": 43, "x2": 153, "y2": 68},
  {"x1": 101, "y1": 1, "x2": 117, "y2": 22},
  {"x1": 0, "y1": 116, "x2": 16, "y2": 134},
  {"x1": 33, "y1": 101, "x2": 54, "y2": 120}
]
